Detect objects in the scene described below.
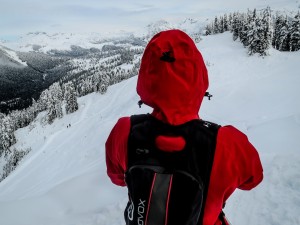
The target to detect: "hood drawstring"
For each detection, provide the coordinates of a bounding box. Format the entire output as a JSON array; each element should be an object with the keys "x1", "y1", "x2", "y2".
[
  {"x1": 205, "y1": 92, "x2": 213, "y2": 100},
  {"x1": 138, "y1": 100, "x2": 144, "y2": 108}
]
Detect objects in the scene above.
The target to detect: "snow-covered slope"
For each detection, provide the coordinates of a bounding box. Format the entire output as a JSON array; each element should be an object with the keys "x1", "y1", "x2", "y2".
[
  {"x1": 0, "y1": 45, "x2": 27, "y2": 67},
  {"x1": 0, "y1": 32, "x2": 299, "y2": 225}
]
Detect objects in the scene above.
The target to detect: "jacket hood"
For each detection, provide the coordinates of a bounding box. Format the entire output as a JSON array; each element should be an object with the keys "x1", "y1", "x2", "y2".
[{"x1": 137, "y1": 29, "x2": 209, "y2": 125}]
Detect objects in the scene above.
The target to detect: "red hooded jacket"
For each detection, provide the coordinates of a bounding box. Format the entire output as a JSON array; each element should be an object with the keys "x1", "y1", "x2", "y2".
[{"x1": 105, "y1": 30, "x2": 263, "y2": 225}]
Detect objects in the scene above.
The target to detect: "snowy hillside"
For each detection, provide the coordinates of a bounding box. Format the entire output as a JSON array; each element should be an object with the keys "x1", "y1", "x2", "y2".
[
  {"x1": 0, "y1": 31, "x2": 299, "y2": 225},
  {"x1": 0, "y1": 45, "x2": 27, "y2": 66}
]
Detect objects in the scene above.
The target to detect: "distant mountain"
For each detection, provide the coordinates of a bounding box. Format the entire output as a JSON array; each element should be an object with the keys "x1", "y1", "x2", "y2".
[{"x1": 5, "y1": 31, "x2": 144, "y2": 53}]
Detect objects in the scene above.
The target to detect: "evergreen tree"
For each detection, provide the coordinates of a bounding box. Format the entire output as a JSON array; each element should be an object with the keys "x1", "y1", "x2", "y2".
[
  {"x1": 219, "y1": 16, "x2": 225, "y2": 33},
  {"x1": 273, "y1": 14, "x2": 286, "y2": 49},
  {"x1": 1, "y1": 148, "x2": 30, "y2": 182},
  {"x1": 92, "y1": 73, "x2": 102, "y2": 92},
  {"x1": 0, "y1": 115, "x2": 16, "y2": 157},
  {"x1": 205, "y1": 23, "x2": 213, "y2": 35},
  {"x1": 99, "y1": 74, "x2": 110, "y2": 94},
  {"x1": 38, "y1": 89, "x2": 50, "y2": 112},
  {"x1": 289, "y1": 12, "x2": 300, "y2": 51},
  {"x1": 247, "y1": 12, "x2": 261, "y2": 55},
  {"x1": 213, "y1": 17, "x2": 220, "y2": 34},
  {"x1": 64, "y1": 82, "x2": 79, "y2": 114},
  {"x1": 239, "y1": 14, "x2": 250, "y2": 46},
  {"x1": 223, "y1": 14, "x2": 229, "y2": 31},
  {"x1": 248, "y1": 7, "x2": 272, "y2": 56},
  {"x1": 228, "y1": 13, "x2": 233, "y2": 30},
  {"x1": 278, "y1": 16, "x2": 291, "y2": 51},
  {"x1": 261, "y1": 7, "x2": 273, "y2": 53},
  {"x1": 232, "y1": 12, "x2": 241, "y2": 41},
  {"x1": 46, "y1": 83, "x2": 63, "y2": 124},
  {"x1": 245, "y1": 7, "x2": 272, "y2": 56}
]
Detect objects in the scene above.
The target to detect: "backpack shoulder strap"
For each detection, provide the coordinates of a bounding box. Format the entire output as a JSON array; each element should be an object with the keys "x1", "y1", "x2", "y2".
[{"x1": 130, "y1": 114, "x2": 152, "y2": 126}]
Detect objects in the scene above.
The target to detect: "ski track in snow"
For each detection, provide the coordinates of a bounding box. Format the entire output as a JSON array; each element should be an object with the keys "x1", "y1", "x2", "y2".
[{"x1": 0, "y1": 30, "x2": 300, "y2": 225}]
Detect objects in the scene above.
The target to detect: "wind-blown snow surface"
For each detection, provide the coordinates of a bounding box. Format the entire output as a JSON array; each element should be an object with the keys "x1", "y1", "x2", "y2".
[{"x1": 0, "y1": 32, "x2": 300, "y2": 225}]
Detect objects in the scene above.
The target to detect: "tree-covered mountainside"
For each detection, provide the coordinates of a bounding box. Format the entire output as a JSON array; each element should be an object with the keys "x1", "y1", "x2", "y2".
[
  {"x1": 0, "y1": 35, "x2": 146, "y2": 113},
  {"x1": 0, "y1": 50, "x2": 67, "y2": 113}
]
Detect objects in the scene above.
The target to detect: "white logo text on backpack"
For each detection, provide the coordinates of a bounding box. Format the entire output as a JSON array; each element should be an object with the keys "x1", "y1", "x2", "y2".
[{"x1": 138, "y1": 199, "x2": 146, "y2": 225}]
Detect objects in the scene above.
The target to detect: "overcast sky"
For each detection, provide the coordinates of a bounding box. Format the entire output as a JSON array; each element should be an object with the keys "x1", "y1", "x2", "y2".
[{"x1": 0, "y1": 0, "x2": 297, "y2": 40}]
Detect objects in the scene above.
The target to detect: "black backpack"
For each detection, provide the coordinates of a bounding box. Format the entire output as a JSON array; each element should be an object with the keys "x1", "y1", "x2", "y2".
[{"x1": 124, "y1": 114, "x2": 220, "y2": 225}]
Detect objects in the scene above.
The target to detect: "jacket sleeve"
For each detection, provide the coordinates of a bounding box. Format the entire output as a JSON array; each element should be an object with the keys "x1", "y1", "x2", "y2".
[
  {"x1": 223, "y1": 125, "x2": 263, "y2": 191},
  {"x1": 105, "y1": 117, "x2": 131, "y2": 186},
  {"x1": 235, "y1": 132, "x2": 264, "y2": 191}
]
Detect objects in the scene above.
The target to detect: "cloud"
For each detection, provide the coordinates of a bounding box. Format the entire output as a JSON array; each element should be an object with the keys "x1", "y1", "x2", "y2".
[
  {"x1": 0, "y1": 1, "x2": 193, "y2": 38},
  {"x1": 0, "y1": 0, "x2": 295, "y2": 39},
  {"x1": 0, "y1": 1, "x2": 176, "y2": 34}
]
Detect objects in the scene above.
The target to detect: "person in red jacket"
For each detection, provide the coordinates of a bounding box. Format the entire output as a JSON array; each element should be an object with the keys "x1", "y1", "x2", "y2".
[{"x1": 105, "y1": 29, "x2": 263, "y2": 225}]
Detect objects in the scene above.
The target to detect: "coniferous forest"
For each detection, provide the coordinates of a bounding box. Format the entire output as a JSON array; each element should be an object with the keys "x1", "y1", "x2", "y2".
[{"x1": 205, "y1": 8, "x2": 300, "y2": 55}]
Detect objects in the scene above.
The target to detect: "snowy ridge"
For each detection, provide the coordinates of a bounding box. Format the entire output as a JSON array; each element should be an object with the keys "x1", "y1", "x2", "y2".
[
  {"x1": 0, "y1": 45, "x2": 27, "y2": 66},
  {"x1": 0, "y1": 32, "x2": 300, "y2": 225},
  {"x1": 4, "y1": 31, "x2": 140, "y2": 53}
]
